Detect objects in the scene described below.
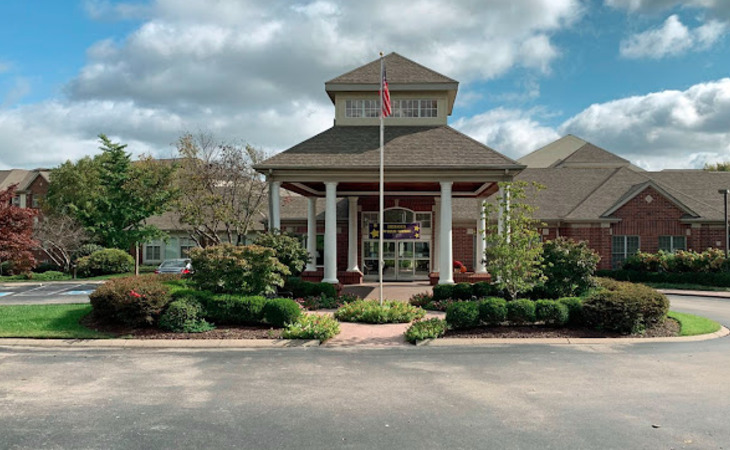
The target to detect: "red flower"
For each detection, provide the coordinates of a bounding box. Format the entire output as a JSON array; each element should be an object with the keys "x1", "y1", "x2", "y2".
[{"x1": 129, "y1": 290, "x2": 142, "y2": 298}]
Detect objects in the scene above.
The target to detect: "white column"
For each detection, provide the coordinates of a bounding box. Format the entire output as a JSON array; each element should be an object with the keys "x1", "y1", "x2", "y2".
[
  {"x1": 306, "y1": 197, "x2": 317, "y2": 272},
  {"x1": 269, "y1": 181, "x2": 281, "y2": 231},
  {"x1": 347, "y1": 196, "x2": 360, "y2": 272},
  {"x1": 439, "y1": 181, "x2": 454, "y2": 285},
  {"x1": 323, "y1": 182, "x2": 339, "y2": 284},
  {"x1": 19, "y1": 193, "x2": 26, "y2": 209},
  {"x1": 433, "y1": 199, "x2": 440, "y2": 274},
  {"x1": 497, "y1": 185, "x2": 504, "y2": 236},
  {"x1": 475, "y1": 199, "x2": 487, "y2": 273}
]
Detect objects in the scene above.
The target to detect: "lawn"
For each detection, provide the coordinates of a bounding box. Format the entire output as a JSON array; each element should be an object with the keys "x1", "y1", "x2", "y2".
[
  {"x1": 0, "y1": 304, "x2": 109, "y2": 339},
  {"x1": 667, "y1": 311, "x2": 722, "y2": 336}
]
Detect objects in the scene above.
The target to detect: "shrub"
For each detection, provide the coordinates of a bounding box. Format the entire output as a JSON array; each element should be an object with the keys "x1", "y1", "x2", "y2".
[
  {"x1": 432, "y1": 284, "x2": 455, "y2": 301},
  {"x1": 204, "y1": 295, "x2": 267, "y2": 325},
  {"x1": 445, "y1": 301, "x2": 480, "y2": 329},
  {"x1": 158, "y1": 297, "x2": 214, "y2": 333},
  {"x1": 284, "y1": 277, "x2": 337, "y2": 299},
  {"x1": 596, "y1": 269, "x2": 730, "y2": 287},
  {"x1": 478, "y1": 297, "x2": 507, "y2": 326},
  {"x1": 72, "y1": 243, "x2": 104, "y2": 262},
  {"x1": 405, "y1": 318, "x2": 448, "y2": 343},
  {"x1": 34, "y1": 262, "x2": 62, "y2": 273},
  {"x1": 282, "y1": 314, "x2": 340, "y2": 342},
  {"x1": 89, "y1": 275, "x2": 172, "y2": 326},
  {"x1": 506, "y1": 299, "x2": 536, "y2": 325},
  {"x1": 472, "y1": 281, "x2": 500, "y2": 299},
  {"x1": 583, "y1": 281, "x2": 669, "y2": 334},
  {"x1": 535, "y1": 300, "x2": 569, "y2": 327},
  {"x1": 537, "y1": 238, "x2": 599, "y2": 299},
  {"x1": 77, "y1": 248, "x2": 134, "y2": 277},
  {"x1": 453, "y1": 283, "x2": 474, "y2": 300},
  {"x1": 334, "y1": 299, "x2": 425, "y2": 324},
  {"x1": 189, "y1": 244, "x2": 289, "y2": 295},
  {"x1": 25, "y1": 270, "x2": 68, "y2": 281},
  {"x1": 408, "y1": 292, "x2": 434, "y2": 308},
  {"x1": 263, "y1": 297, "x2": 302, "y2": 327},
  {"x1": 557, "y1": 297, "x2": 584, "y2": 327},
  {"x1": 254, "y1": 231, "x2": 310, "y2": 276}
]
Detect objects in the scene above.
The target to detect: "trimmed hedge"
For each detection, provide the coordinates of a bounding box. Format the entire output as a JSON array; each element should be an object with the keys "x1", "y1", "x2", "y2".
[
  {"x1": 284, "y1": 277, "x2": 337, "y2": 299},
  {"x1": 478, "y1": 297, "x2": 507, "y2": 326},
  {"x1": 583, "y1": 279, "x2": 669, "y2": 334},
  {"x1": 158, "y1": 297, "x2": 214, "y2": 333},
  {"x1": 558, "y1": 297, "x2": 584, "y2": 327},
  {"x1": 596, "y1": 269, "x2": 730, "y2": 287},
  {"x1": 89, "y1": 275, "x2": 172, "y2": 326},
  {"x1": 262, "y1": 297, "x2": 302, "y2": 327},
  {"x1": 203, "y1": 294, "x2": 267, "y2": 325},
  {"x1": 507, "y1": 299, "x2": 536, "y2": 325},
  {"x1": 433, "y1": 282, "x2": 503, "y2": 301},
  {"x1": 535, "y1": 300, "x2": 569, "y2": 327},
  {"x1": 77, "y1": 248, "x2": 134, "y2": 277},
  {"x1": 445, "y1": 301, "x2": 480, "y2": 329}
]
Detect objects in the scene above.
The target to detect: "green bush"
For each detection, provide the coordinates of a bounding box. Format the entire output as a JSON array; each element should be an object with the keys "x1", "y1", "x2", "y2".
[
  {"x1": 535, "y1": 300, "x2": 569, "y2": 327},
  {"x1": 334, "y1": 299, "x2": 426, "y2": 324},
  {"x1": 282, "y1": 314, "x2": 340, "y2": 342},
  {"x1": 472, "y1": 281, "x2": 500, "y2": 299},
  {"x1": 536, "y1": 238, "x2": 599, "y2": 299},
  {"x1": 72, "y1": 243, "x2": 104, "y2": 262},
  {"x1": 204, "y1": 294, "x2": 267, "y2": 325},
  {"x1": 621, "y1": 248, "x2": 728, "y2": 274},
  {"x1": 189, "y1": 244, "x2": 289, "y2": 295},
  {"x1": 25, "y1": 270, "x2": 69, "y2": 281},
  {"x1": 284, "y1": 277, "x2": 337, "y2": 299},
  {"x1": 158, "y1": 297, "x2": 214, "y2": 333},
  {"x1": 432, "y1": 284, "x2": 455, "y2": 301},
  {"x1": 445, "y1": 301, "x2": 480, "y2": 329},
  {"x1": 557, "y1": 297, "x2": 584, "y2": 327},
  {"x1": 478, "y1": 297, "x2": 507, "y2": 326},
  {"x1": 453, "y1": 283, "x2": 474, "y2": 300},
  {"x1": 596, "y1": 269, "x2": 730, "y2": 287},
  {"x1": 254, "y1": 231, "x2": 310, "y2": 276},
  {"x1": 583, "y1": 280, "x2": 669, "y2": 334},
  {"x1": 408, "y1": 292, "x2": 434, "y2": 308},
  {"x1": 506, "y1": 299, "x2": 536, "y2": 325},
  {"x1": 405, "y1": 318, "x2": 448, "y2": 343},
  {"x1": 89, "y1": 275, "x2": 172, "y2": 326},
  {"x1": 77, "y1": 248, "x2": 134, "y2": 277},
  {"x1": 263, "y1": 298, "x2": 302, "y2": 327}
]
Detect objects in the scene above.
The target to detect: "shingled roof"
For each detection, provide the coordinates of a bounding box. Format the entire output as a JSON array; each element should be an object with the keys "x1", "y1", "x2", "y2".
[
  {"x1": 326, "y1": 52, "x2": 457, "y2": 85},
  {"x1": 255, "y1": 126, "x2": 521, "y2": 170}
]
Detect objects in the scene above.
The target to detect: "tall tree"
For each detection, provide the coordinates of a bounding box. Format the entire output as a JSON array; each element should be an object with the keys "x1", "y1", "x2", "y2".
[
  {"x1": 33, "y1": 212, "x2": 89, "y2": 273},
  {"x1": 482, "y1": 181, "x2": 546, "y2": 300},
  {"x1": 0, "y1": 185, "x2": 37, "y2": 274},
  {"x1": 173, "y1": 132, "x2": 268, "y2": 246},
  {"x1": 45, "y1": 134, "x2": 176, "y2": 252}
]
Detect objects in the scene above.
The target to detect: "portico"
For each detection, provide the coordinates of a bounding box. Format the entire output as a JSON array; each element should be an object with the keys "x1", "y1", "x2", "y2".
[{"x1": 255, "y1": 53, "x2": 524, "y2": 285}]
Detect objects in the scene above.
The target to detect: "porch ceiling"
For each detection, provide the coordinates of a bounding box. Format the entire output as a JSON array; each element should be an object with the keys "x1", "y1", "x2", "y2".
[{"x1": 282, "y1": 181, "x2": 499, "y2": 198}]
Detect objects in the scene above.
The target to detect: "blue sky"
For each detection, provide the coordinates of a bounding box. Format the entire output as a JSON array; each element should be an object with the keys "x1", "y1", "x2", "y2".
[{"x1": 1, "y1": 0, "x2": 729, "y2": 170}]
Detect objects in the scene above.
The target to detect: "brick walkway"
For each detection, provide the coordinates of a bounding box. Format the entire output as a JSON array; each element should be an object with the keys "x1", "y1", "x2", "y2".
[{"x1": 342, "y1": 281, "x2": 432, "y2": 301}]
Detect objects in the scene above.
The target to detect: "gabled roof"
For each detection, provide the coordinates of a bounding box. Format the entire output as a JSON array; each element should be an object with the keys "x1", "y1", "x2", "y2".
[
  {"x1": 0, "y1": 169, "x2": 48, "y2": 192},
  {"x1": 518, "y1": 135, "x2": 643, "y2": 171},
  {"x1": 517, "y1": 135, "x2": 587, "y2": 168},
  {"x1": 600, "y1": 179, "x2": 699, "y2": 218},
  {"x1": 255, "y1": 126, "x2": 521, "y2": 170},
  {"x1": 326, "y1": 52, "x2": 457, "y2": 85},
  {"x1": 559, "y1": 143, "x2": 631, "y2": 167}
]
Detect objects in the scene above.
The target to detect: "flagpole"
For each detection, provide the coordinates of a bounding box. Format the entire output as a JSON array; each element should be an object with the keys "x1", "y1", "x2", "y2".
[{"x1": 378, "y1": 52, "x2": 385, "y2": 306}]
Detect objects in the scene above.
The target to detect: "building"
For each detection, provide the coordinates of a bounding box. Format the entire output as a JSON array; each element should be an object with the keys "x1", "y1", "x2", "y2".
[{"x1": 0, "y1": 168, "x2": 49, "y2": 210}]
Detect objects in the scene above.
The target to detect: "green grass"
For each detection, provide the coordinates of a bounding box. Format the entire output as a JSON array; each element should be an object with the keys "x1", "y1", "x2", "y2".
[
  {"x1": 668, "y1": 311, "x2": 722, "y2": 336},
  {"x1": 0, "y1": 304, "x2": 110, "y2": 338}
]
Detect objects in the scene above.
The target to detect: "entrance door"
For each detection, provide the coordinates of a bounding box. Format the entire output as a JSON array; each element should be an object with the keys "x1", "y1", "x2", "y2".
[{"x1": 362, "y1": 240, "x2": 430, "y2": 281}]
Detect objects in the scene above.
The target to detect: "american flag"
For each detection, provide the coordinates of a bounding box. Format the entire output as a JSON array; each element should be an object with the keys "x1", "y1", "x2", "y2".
[{"x1": 381, "y1": 65, "x2": 392, "y2": 117}]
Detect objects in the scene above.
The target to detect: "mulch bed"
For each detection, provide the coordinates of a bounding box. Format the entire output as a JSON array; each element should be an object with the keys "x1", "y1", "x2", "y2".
[
  {"x1": 444, "y1": 318, "x2": 680, "y2": 339},
  {"x1": 81, "y1": 314, "x2": 282, "y2": 339}
]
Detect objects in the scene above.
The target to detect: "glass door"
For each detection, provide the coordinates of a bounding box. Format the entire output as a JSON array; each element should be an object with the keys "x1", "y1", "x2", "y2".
[
  {"x1": 362, "y1": 239, "x2": 430, "y2": 281},
  {"x1": 398, "y1": 242, "x2": 415, "y2": 279}
]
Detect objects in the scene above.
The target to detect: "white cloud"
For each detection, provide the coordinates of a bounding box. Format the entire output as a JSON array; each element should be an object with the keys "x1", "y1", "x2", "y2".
[
  {"x1": 452, "y1": 108, "x2": 561, "y2": 158},
  {"x1": 0, "y1": 61, "x2": 11, "y2": 74},
  {"x1": 1, "y1": 77, "x2": 31, "y2": 107},
  {"x1": 1, "y1": 0, "x2": 584, "y2": 169},
  {"x1": 620, "y1": 14, "x2": 726, "y2": 58},
  {"x1": 605, "y1": 0, "x2": 730, "y2": 18}
]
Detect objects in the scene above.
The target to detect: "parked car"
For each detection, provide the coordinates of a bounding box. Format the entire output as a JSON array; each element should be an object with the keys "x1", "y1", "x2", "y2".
[{"x1": 155, "y1": 259, "x2": 192, "y2": 275}]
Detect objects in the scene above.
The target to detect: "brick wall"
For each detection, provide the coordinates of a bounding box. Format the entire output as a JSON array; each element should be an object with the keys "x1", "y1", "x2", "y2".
[
  {"x1": 453, "y1": 227, "x2": 474, "y2": 271},
  {"x1": 25, "y1": 174, "x2": 49, "y2": 210}
]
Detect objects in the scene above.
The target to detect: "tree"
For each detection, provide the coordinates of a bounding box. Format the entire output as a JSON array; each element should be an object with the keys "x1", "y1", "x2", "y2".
[
  {"x1": 45, "y1": 134, "x2": 176, "y2": 253},
  {"x1": 172, "y1": 132, "x2": 268, "y2": 246},
  {"x1": 33, "y1": 212, "x2": 90, "y2": 273},
  {"x1": 0, "y1": 185, "x2": 37, "y2": 274},
  {"x1": 704, "y1": 162, "x2": 730, "y2": 171},
  {"x1": 482, "y1": 181, "x2": 546, "y2": 300},
  {"x1": 254, "y1": 231, "x2": 310, "y2": 276}
]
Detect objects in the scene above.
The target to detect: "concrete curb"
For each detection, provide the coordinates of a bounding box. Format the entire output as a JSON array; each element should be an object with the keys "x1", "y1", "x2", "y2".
[
  {"x1": 1, "y1": 281, "x2": 105, "y2": 287},
  {"x1": 416, "y1": 326, "x2": 730, "y2": 347},
  {"x1": 0, "y1": 338, "x2": 320, "y2": 349},
  {"x1": 659, "y1": 289, "x2": 730, "y2": 299}
]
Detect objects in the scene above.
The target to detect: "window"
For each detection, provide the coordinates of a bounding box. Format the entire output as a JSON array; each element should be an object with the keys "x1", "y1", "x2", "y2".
[
  {"x1": 145, "y1": 245, "x2": 162, "y2": 261},
  {"x1": 658, "y1": 235, "x2": 686, "y2": 253},
  {"x1": 12, "y1": 195, "x2": 20, "y2": 207},
  {"x1": 612, "y1": 235, "x2": 639, "y2": 268},
  {"x1": 179, "y1": 238, "x2": 195, "y2": 257},
  {"x1": 392, "y1": 99, "x2": 437, "y2": 118},
  {"x1": 345, "y1": 99, "x2": 380, "y2": 118}
]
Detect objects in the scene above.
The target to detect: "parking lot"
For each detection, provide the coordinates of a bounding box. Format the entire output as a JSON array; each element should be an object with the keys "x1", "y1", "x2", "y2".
[{"x1": 0, "y1": 283, "x2": 99, "y2": 304}]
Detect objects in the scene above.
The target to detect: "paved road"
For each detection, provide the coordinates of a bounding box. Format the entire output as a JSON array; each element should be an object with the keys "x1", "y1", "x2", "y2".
[
  {"x1": 0, "y1": 282, "x2": 98, "y2": 304},
  {"x1": 0, "y1": 295, "x2": 729, "y2": 449}
]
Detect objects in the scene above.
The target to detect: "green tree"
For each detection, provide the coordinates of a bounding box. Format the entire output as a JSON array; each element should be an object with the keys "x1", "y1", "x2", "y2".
[
  {"x1": 704, "y1": 161, "x2": 730, "y2": 171},
  {"x1": 254, "y1": 231, "x2": 310, "y2": 276},
  {"x1": 45, "y1": 134, "x2": 176, "y2": 256},
  {"x1": 482, "y1": 181, "x2": 546, "y2": 300}
]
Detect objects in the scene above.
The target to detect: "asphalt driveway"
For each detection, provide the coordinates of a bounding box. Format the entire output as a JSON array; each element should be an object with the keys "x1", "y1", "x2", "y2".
[{"x1": 0, "y1": 282, "x2": 98, "y2": 304}]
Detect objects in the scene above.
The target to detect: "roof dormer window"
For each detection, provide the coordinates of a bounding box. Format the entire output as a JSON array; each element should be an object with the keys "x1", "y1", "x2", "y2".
[
  {"x1": 345, "y1": 98, "x2": 438, "y2": 118},
  {"x1": 346, "y1": 99, "x2": 380, "y2": 118}
]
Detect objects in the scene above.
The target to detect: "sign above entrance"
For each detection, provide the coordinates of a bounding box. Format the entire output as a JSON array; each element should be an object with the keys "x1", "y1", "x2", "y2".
[{"x1": 368, "y1": 222, "x2": 421, "y2": 240}]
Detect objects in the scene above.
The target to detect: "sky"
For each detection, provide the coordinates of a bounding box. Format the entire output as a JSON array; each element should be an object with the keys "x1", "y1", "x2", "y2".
[{"x1": 1, "y1": 0, "x2": 729, "y2": 171}]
